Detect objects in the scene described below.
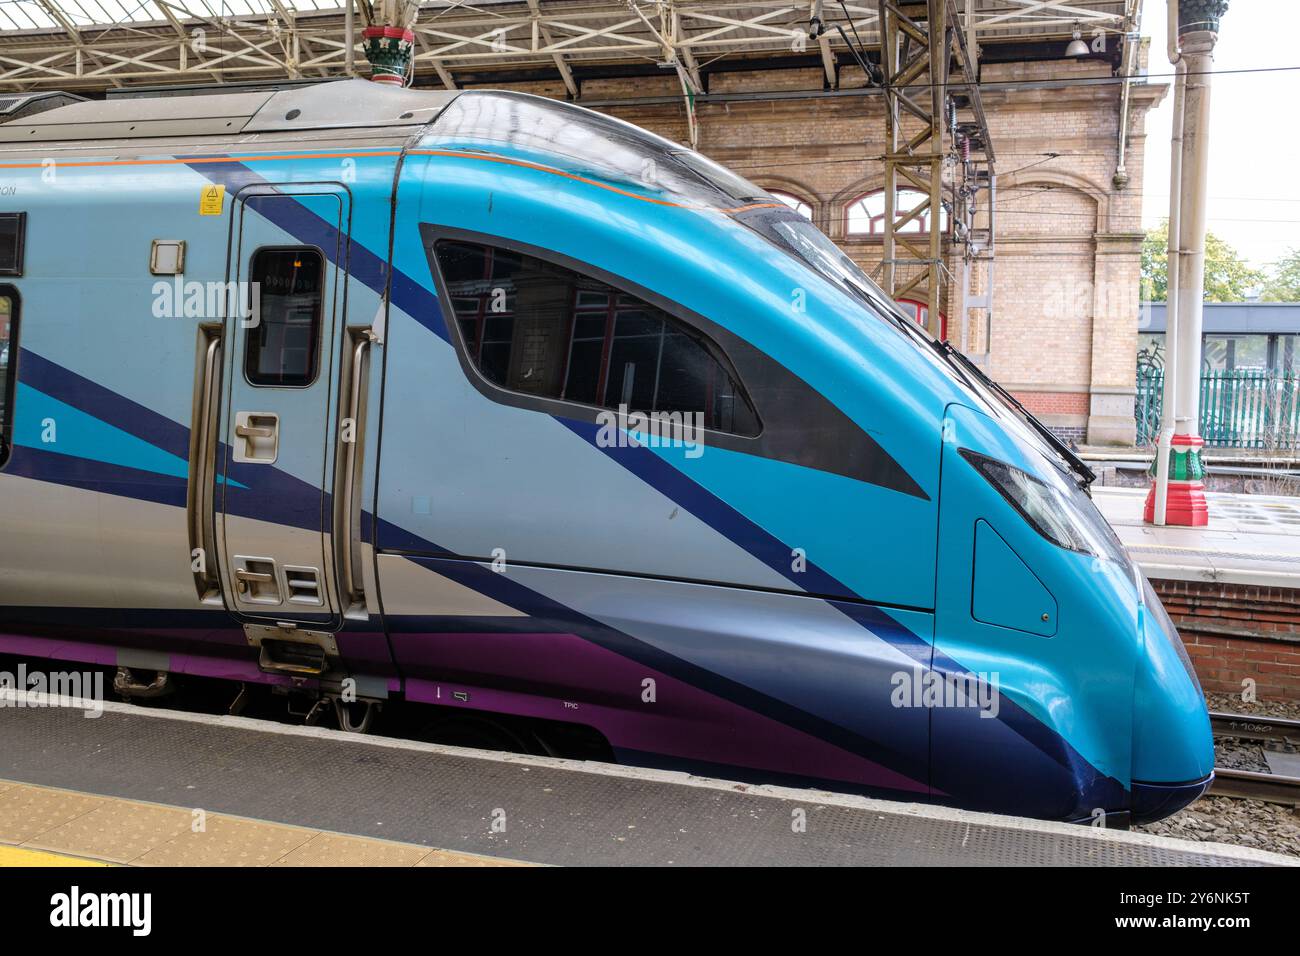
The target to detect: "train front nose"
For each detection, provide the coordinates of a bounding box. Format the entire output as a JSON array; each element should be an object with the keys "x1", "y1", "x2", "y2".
[{"x1": 1129, "y1": 579, "x2": 1215, "y2": 823}]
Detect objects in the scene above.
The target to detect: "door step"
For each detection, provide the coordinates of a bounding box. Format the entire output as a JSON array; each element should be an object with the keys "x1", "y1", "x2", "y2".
[{"x1": 244, "y1": 623, "x2": 338, "y2": 676}]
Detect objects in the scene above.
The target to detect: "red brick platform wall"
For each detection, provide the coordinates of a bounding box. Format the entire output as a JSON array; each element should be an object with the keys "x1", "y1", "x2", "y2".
[
  {"x1": 1011, "y1": 391, "x2": 1090, "y2": 418},
  {"x1": 1151, "y1": 580, "x2": 1300, "y2": 700}
]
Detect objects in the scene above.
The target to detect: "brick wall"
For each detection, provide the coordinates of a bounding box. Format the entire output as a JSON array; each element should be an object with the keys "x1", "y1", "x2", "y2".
[
  {"x1": 1151, "y1": 579, "x2": 1300, "y2": 700},
  {"x1": 460, "y1": 54, "x2": 1165, "y2": 445},
  {"x1": 1013, "y1": 391, "x2": 1091, "y2": 417}
]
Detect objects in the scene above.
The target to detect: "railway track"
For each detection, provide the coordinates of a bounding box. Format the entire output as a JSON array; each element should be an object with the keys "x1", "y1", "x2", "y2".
[
  {"x1": 1210, "y1": 711, "x2": 1300, "y2": 744},
  {"x1": 1209, "y1": 711, "x2": 1300, "y2": 806}
]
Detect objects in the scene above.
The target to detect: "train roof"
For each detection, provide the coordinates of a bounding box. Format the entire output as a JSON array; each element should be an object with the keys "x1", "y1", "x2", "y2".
[{"x1": 0, "y1": 78, "x2": 460, "y2": 145}]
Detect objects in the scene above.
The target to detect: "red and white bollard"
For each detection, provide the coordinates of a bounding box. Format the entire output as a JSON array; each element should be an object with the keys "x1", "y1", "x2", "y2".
[{"x1": 1145, "y1": 434, "x2": 1208, "y2": 526}]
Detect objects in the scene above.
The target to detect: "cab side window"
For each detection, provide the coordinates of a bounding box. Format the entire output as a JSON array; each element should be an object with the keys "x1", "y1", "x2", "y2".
[
  {"x1": 0, "y1": 213, "x2": 25, "y2": 277},
  {"x1": 435, "y1": 240, "x2": 760, "y2": 436},
  {"x1": 0, "y1": 288, "x2": 19, "y2": 466}
]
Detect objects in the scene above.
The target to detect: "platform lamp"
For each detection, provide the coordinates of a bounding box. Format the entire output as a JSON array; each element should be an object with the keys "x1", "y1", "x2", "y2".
[{"x1": 1065, "y1": 23, "x2": 1091, "y2": 57}]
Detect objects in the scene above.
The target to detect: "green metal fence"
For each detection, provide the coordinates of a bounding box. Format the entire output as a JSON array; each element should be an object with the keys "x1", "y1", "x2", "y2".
[{"x1": 1135, "y1": 366, "x2": 1300, "y2": 449}]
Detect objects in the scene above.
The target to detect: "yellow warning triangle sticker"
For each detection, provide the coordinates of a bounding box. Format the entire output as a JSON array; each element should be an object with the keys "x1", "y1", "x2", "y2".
[{"x1": 199, "y1": 183, "x2": 225, "y2": 215}]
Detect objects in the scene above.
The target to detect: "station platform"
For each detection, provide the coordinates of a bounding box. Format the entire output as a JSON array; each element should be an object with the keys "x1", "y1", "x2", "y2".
[
  {"x1": 1094, "y1": 487, "x2": 1300, "y2": 588},
  {"x1": 0, "y1": 696, "x2": 1292, "y2": 866}
]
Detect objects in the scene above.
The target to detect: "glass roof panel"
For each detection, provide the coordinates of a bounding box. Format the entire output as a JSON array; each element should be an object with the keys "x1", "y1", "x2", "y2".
[
  {"x1": 0, "y1": 0, "x2": 349, "y2": 30},
  {"x1": 0, "y1": 0, "x2": 1126, "y2": 36}
]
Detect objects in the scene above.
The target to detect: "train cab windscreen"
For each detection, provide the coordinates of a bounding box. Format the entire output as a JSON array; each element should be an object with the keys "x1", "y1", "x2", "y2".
[{"x1": 731, "y1": 202, "x2": 1098, "y2": 490}]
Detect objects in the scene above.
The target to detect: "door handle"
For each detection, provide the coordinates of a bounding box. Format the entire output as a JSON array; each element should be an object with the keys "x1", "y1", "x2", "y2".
[
  {"x1": 334, "y1": 327, "x2": 377, "y2": 619},
  {"x1": 233, "y1": 412, "x2": 279, "y2": 463},
  {"x1": 232, "y1": 557, "x2": 281, "y2": 604},
  {"x1": 235, "y1": 567, "x2": 274, "y2": 596},
  {"x1": 186, "y1": 324, "x2": 223, "y2": 603},
  {"x1": 235, "y1": 423, "x2": 275, "y2": 440}
]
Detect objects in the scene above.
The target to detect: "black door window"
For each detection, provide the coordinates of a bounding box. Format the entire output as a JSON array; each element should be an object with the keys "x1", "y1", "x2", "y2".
[{"x1": 245, "y1": 247, "x2": 324, "y2": 387}]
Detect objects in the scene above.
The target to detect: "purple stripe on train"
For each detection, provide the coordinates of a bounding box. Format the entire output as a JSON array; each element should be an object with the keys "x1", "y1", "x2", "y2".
[{"x1": 394, "y1": 628, "x2": 933, "y2": 795}]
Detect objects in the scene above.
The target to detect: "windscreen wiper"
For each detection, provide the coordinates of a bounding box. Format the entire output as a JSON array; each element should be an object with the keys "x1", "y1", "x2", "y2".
[{"x1": 935, "y1": 341, "x2": 1098, "y2": 489}]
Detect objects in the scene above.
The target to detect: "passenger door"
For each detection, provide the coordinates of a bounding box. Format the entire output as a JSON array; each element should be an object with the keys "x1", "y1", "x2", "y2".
[{"x1": 215, "y1": 186, "x2": 348, "y2": 632}]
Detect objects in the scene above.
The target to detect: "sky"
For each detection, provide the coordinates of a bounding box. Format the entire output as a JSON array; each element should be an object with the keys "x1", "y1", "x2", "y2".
[{"x1": 1139, "y1": 2, "x2": 1300, "y2": 272}]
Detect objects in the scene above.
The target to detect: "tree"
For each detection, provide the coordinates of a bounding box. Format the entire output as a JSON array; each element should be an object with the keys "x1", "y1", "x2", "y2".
[
  {"x1": 1140, "y1": 224, "x2": 1168, "y2": 301},
  {"x1": 1259, "y1": 248, "x2": 1300, "y2": 303},
  {"x1": 1141, "y1": 220, "x2": 1263, "y2": 302}
]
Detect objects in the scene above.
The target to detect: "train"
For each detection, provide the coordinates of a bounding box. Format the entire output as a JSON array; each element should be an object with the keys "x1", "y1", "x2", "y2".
[{"x1": 0, "y1": 78, "x2": 1213, "y2": 825}]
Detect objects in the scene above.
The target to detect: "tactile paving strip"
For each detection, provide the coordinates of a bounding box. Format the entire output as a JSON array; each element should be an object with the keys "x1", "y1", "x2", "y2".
[
  {"x1": 0, "y1": 703, "x2": 1288, "y2": 866},
  {"x1": 1215, "y1": 498, "x2": 1300, "y2": 529},
  {"x1": 0, "y1": 783, "x2": 525, "y2": 868},
  {"x1": 26, "y1": 799, "x2": 191, "y2": 863},
  {"x1": 1126, "y1": 543, "x2": 1300, "y2": 564}
]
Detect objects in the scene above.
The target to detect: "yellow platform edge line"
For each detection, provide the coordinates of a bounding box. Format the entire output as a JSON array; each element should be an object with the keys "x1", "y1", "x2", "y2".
[
  {"x1": 0, "y1": 845, "x2": 110, "y2": 867},
  {"x1": 0, "y1": 779, "x2": 537, "y2": 868}
]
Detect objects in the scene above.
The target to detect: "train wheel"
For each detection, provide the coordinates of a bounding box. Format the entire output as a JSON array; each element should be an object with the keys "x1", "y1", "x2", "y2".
[{"x1": 416, "y1": 713, "x2": 545, "y2": 756}]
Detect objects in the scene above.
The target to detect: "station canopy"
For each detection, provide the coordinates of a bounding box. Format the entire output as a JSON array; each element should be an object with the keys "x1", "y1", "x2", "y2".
[{"x1": 0, "y1": 1, "x2": 1136, "y2": 92}]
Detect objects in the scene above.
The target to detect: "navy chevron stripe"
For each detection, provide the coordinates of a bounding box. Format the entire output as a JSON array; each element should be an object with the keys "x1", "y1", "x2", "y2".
[
  {"x1": 18, "y1": 348, "x2": 193, "y2": 461},
  {"x1": 16, "y1": 349, "x2": 328, "y2": 533},
  {"x1": 376, "y1": 521, "x2": 931, "y2": 787},
  {"x1": 184, "y1": 158, "x2": 448, "y2": 342},
  {"x1": 7, "y1": 444, "x2": 187, "y2": 509}
]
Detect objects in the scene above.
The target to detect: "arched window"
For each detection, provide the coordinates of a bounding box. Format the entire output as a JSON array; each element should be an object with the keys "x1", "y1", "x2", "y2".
[
  {"x1": 896, "y1": 297, "x2": 948, "y2": 341},
  {"x1": 846, "y1": 188, "x2": 949, "y2": 236},
  {"x1": 768, "y1": 191, "x2": 813, "y2": 220}
]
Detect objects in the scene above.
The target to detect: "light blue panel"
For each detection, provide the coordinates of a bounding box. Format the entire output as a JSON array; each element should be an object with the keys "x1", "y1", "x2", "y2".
[
  {"x1": 1132, "y1": 596, "x2": 1215, "y2": 782},
  {"x1": 643, "y1": 438, "x2": 936, "y2": 609},
  {"x1": 14, "y1": 153, "x2": 396, "y2": 500},
  {"x1": 972, "y1": 520, "x2": 1057, "y2": 637},
  {"x1": 375, "y1": 146, "x2": 804, "y2": 589},
  {"x1": 14, "y1": 159, "x2": 243, "y2": 432},
  {"x1": 375, "y1": 308, "x2": 799, "y2": 591}
]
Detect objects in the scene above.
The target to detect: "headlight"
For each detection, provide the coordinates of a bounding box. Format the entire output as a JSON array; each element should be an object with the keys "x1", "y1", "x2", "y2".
[{"x1": 959, "y1": 448, "x2": 1129, "y2": 565}]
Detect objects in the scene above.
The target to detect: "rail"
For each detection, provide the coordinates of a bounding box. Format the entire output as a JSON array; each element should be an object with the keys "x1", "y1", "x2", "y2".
[
  {"x1": 1209, "y1": 711, "x2": 1300, "y2": 744},
  {"x1": 1208, "y1": 710, "x2": 1300, "y2": 807}
]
